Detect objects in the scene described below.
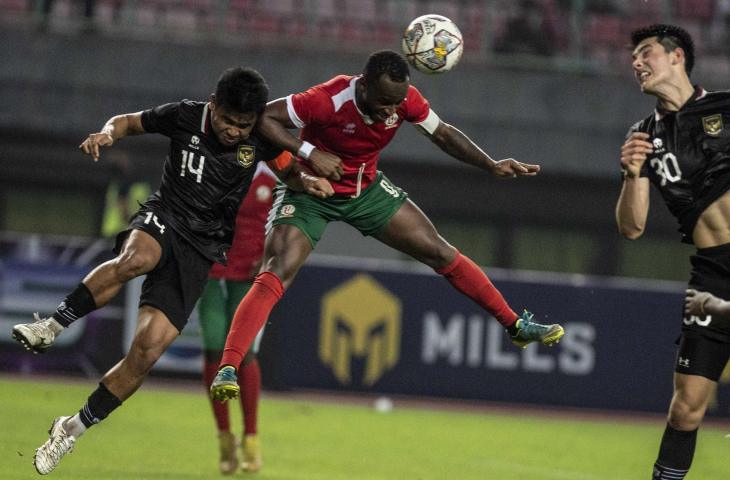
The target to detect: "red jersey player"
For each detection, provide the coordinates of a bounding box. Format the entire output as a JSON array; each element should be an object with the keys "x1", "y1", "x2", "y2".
[
  {"x1": 197, "y1": 162, "x2": 277, "y2": 474},
  {"x1": 211, "y1": 50, "x2": 565, "y2": 401}
]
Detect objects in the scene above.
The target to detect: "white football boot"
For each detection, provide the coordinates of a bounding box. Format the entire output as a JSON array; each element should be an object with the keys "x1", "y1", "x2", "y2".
[
  {"x1": 12, "y1": 313, "x2": 61, "y2": 354},
  {"x1": 34, "y1": 416, "x2": 76, "y2": 475}
]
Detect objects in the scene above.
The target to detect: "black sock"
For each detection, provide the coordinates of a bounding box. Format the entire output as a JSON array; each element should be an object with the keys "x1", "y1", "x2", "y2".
[
  {"x1": 52, "y1": 282, "x2": 97, "y2": 327},
  {"x1": 78, "y1": 382, "x2": 122, "y2": 428},
  {"x1": 652, "y1": 424, "x2": 697, "y2": 479}
]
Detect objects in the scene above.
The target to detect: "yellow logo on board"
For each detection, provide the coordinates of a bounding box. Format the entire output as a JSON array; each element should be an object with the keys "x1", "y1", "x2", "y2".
[{"x1": 319, "y1": 274, "x2": 401, "y2": 386}]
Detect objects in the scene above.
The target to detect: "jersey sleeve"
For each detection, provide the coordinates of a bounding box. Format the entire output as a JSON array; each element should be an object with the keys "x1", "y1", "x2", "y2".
[
  {"x1": 266, "y1": 151, "x2": 293, "y2": 172},
  {"x1": 140, "y1": 102, "x2": 180, "y2": 137},
  {"x1": 286, "y1": 86, "x2": 333, "y2": 128},
  {"x1": 403, "y1": 86, "x2": 431, "y2": 124}
]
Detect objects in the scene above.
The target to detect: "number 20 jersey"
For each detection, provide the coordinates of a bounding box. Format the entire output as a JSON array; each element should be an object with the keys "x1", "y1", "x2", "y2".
[
  {"x1": 627, "y1": 87, "x2": 730, "y2": 243},
  {"x1": 140, "y1": 100, "x2": 283, "y2": 263}
]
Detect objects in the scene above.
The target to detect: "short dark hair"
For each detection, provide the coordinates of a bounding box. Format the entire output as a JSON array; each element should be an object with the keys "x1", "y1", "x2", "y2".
[
  {"x1": 363, "y1": 50, "x2": 410, "y2": 83},
  {"x1": 214, "y1": 67, "x2": 269, "y2": 114},
  {"x1": 630, "y1": 24, "x2": 695, "y2": 75}
]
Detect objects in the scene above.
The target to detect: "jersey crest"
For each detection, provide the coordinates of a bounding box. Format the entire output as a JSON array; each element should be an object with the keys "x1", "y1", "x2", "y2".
[
  {"x1": 384, "y1": 113, "x2": 399, "y2": 129},
  {"x1": 702, "y1": 114, "x2": 723, "y2": 137},
  {"x1": 237, "y1": 145, "x2": 255, "y2": 168}
]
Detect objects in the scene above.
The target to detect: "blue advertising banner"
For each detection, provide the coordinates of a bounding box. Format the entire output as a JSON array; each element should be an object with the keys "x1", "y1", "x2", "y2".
[
  {"x1": 0, "y1": 260, "x2": 124, "y2": 375},
  {"x1": 2, "y1": 242, "x2": 728, "y2": 417},
  {"x1": 264, "y1": 256, "x2": 730, "y2": 417}
]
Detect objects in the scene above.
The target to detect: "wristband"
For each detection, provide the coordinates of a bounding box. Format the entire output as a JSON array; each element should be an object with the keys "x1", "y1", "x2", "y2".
[{"x1": 298, "y1": 141, "x2": 315, "y2": 160}]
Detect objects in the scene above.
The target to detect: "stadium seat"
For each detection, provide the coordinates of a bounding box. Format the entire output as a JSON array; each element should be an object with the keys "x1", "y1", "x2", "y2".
[{"x1": 674, "y1": 0, "x2": 715, "y2": 22}]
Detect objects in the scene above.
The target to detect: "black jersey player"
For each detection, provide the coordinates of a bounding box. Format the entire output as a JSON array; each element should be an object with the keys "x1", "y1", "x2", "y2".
[
  {"x1": 616, "y1": 24, "x2": 730, "y2": 480},
  {"x1": 12, "y1": 67, "x2": 333, "y2": 476}
]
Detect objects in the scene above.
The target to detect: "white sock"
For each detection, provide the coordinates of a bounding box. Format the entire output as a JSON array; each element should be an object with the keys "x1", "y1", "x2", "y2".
[
  {"x1": 62, "y1": 414, "x2": 87, "y2": 438},
  {"x1": 46, "y1": 318, "x2": 64, "y2": 335}
]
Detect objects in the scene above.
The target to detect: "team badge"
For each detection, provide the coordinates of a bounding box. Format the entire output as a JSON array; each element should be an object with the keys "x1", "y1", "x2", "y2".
[
  {"x1": 384, "y1": 113, "x2": 399, "y2": 129},
  {"x1": 702, "y1": 114, "x2": 723, "y2": 137},
  {"x1": 237, "y1": 145, "x2": 255, "y2": 168},
  {"x1": 280, "y1": 204, "x2": 296, "y2": 217}
]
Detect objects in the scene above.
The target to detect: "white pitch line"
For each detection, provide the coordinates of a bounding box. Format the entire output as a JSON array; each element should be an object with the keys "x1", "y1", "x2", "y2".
[{"x1": 477, "y1": 458, "x2": 632, "y2": 480}]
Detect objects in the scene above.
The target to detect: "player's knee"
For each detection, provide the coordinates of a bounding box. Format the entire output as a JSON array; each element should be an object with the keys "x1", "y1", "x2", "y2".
[
  {"x1": 261, "y1": 255, "x2": 300, "y2": 289},
  {"x1": 419, "y1": 241, "x2": 455, "y2": 269},
  {"x1": 127, "y1": 338, "x2": 166, "y2": 373},
  {"x1": 668, "y1": 397, "x2": 705, "y2": 429},
  {"x1": 242, "y1": 350, "x2": 257, "y2": 366}
]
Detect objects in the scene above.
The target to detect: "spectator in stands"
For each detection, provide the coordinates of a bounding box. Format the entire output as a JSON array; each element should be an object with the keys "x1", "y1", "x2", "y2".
[
  {"x1": 37, "y1": 0, "x2": 96, "y2": 32},
  {"x1": 494, "y1": 0, "x2": 557, "y2": 56}
]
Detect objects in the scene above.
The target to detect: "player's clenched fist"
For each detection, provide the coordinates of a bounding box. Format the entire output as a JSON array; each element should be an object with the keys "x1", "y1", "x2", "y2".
[
  {"x1": 621, "y1": 132, "x2": 653, "y2": 178},
  {"x1": 308, "y1": 149, "x2": 343, "y2": 181},
  {"x1": 301, "y1": 173, "x2": 334, "y2": 199},
  {"x1": 79, "y1": 131, "x2": 114, "y2": 162}
]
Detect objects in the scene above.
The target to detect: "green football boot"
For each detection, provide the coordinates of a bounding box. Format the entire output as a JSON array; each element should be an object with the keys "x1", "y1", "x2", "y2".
[
  {"x1": 210, "y1": 366, "x2": 240, "y2": 402},
  {"x1": 509, "y1": 310, "x2": 565, "y2": 348}
]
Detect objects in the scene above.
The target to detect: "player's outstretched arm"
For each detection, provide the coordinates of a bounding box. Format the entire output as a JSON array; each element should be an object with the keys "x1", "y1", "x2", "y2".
[
  {"x1": 685, "y1": 289, "x2": 730, "y2": 319},
  {"x1": 259, "y1": 99, "x2": 343, "y2": 181},
  {"x1": 79, "y1": 112, "x2": 145, "y2": 162},
  {"x1": 426, "y1": 121, "x2": 539, "y2": 178}
]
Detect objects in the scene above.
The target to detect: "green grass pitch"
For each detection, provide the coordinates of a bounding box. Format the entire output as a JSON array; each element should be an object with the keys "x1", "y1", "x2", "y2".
[{"x1": 1, "y1": 377, "x2": 728, "y2": 479}]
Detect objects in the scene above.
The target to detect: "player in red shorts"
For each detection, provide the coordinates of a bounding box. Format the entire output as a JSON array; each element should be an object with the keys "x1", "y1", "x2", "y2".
[
  {"x1": 211, "y1": 50, "x2": 565, "y2": 400},
  {"x1": 198, "y1": 162, "x2": 276, "y2": 474}
]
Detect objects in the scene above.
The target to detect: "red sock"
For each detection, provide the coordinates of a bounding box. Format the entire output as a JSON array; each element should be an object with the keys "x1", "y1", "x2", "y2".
[
  {"x1": 436, "y1": 252, "x2": 518, "y2": 327},
  {"x1": 238, "y1": 358, "x2": 261, "y2": 436},
  {"x1": 221, "y1": 272, "x2": 284, "y2": 369},
  {"x1": 204, "y1": 359, "x2": 230, "y2": 431}
]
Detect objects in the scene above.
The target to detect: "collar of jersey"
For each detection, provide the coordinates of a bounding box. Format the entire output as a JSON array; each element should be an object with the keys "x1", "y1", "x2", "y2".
[
  {"x1": 350, "y1": 76, "x2": 375, "y2": 125},
  {"x1": 201, "y1": 102, "x2": 212, "y2": 134},
  {"x1": 654, "y1": 85, "x2": 707, "y2": 121}
]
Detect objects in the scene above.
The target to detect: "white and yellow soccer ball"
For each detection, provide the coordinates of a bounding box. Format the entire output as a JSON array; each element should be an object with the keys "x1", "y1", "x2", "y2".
[{"x1": 402, "y1": 14, "x2": 464, "y2": 74}]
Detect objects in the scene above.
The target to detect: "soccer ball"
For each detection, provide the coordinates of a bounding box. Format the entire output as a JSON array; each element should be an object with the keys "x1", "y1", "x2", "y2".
[{"x1": 402, "y1": 15, "x2": 464, "y2": 74}]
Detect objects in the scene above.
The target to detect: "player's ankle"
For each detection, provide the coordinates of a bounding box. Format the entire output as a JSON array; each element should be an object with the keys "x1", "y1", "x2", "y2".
[{"x1": 48, "y1": 318, "x2": 65, "y2": 335}]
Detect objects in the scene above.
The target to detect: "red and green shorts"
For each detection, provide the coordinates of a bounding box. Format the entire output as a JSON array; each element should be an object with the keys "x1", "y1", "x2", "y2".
[{"x1": 268, "y1": 171, "x2": 409, "y2": 248}]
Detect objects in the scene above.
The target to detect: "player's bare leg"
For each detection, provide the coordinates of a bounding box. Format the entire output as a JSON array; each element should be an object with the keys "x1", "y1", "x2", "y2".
[
  {"x1": 212, "y1": 225, "x2": 312, "y2": 401},
  {"x1": 260, "y1": 224, "x2": 314, "y2": 289},
  {"x1": 375, "y1": 199, "x2": 564, "y2": 347},
  {"x1": 12, "y1": 230, "x2": 161, "y2": 353},
  {"x1": 669, "y1": 373, "x2": 715, "y2": 430},
  {"x1": 101, "y1": 306, "x2": 180, "y2": 401},
  {"x1": 33, "y1": 306, "x2": 178, "y2": 475},
  {"x1": 653, "y1": 373, "x2": 715, "y2": 479}
]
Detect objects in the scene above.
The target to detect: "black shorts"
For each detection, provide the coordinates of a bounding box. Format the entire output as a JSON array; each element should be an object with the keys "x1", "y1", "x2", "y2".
[
  {"x1": 686, "y1": 243, "x2": 730, "y2": 339},
  {"x1": 674, "y1": 243, "x2": 730, "y2": 379},
  {"x1": 114, "y1": 208, "x2": 212, "y2": 332},
  {"x1": 675, "y1": 330, "x2": 730, "y2": 381}
]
